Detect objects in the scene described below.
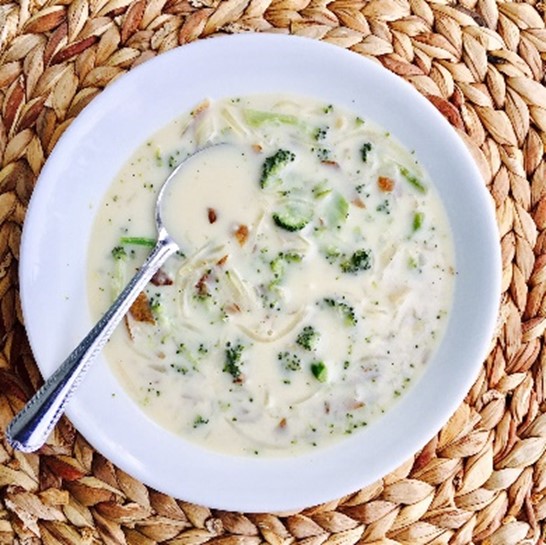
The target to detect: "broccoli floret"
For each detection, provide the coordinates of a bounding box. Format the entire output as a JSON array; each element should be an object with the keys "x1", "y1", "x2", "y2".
[
  {"x1": 314, "y1": 148, "x2": 332, "y2": 162},
  {"x1": 296, "y1": 326, "x2": 320, "y2": 351},
  {"x1": 278, "y1": 351, "x2": 302, "y2": 371},
  {"x1": 111, "y1": 246, "x2": 127, "y2": 260},
  {"x1": 313, "y1": 126, "x2": 329, "y2": 141},
  {"x1": 259, "y1": 149, "x2": 296, "y2": 188},
  {"x1": 272, "y1": 201, "x2": 312, "y2": 232},
  {"x1": 223, "y1": 342, "x2": 245, "y2": 379},
  {"x1": 340, "y1": 249, "x2": 373, "y2": 274},
  {"x1": 323, "y1": 297, "x2": 357, "y2": 326},
  {"x1": 360, "y1": 142, "x2": 372, "y2": 162}
]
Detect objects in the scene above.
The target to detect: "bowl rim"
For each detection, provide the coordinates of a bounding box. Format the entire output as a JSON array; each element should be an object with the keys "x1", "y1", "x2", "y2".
[{"x1": 19, "y1": 33, "x2": 501, "y2": 512}]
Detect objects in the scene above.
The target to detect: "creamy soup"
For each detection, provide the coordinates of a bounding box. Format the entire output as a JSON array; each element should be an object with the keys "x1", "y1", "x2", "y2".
[{"x1": 88, "y1": 95, "x2": 455, "y2": 456}]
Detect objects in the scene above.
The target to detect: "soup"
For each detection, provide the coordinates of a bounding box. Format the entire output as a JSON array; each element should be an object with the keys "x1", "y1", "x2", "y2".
[{"x1": 87, "y1": 95, "x2": 455, "y2": 456}]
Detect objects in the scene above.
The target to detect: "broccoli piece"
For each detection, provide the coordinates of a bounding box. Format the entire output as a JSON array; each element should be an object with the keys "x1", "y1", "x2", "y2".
[
  {"x1": 259, "y1": 149, "x2": 296, "y2": 188},
  {"x1": 360, "y1": 142, "x2": 372, "y2": 162},
  {"x1": 193, "y1": 415, "x2": 209, "y2": 428},
  {"x1": 111, "y1": 246, "x2": 127, "y2": 260},
  {"x1": 413, "y1": 211, "x2": 424, "y2": 231},
  {"x1": 400, "y1": 166, "x2": 427, "y2": 194},
  {"x1": 312, "y1": 180, "x2": 332, "y2": 199},
  {"x1": 314, "y1": 148, "x2": 332, "y2": 162},
  {"x1": 223, "y1": 342, "x2": 245, "y2": 379},
  {"x1": 296, "y1": 326, "x2": 320, "y2": 351},
  {"x1": 278, "y1": 351, "x2": 302, "y2": 371},
  {"x1": 340, "y1": 249, "x2": 373, "y2": 274},
  {"x1": 272, "y1": 201, "x2": 312, "y2": 232},
  {"x1": 269, "y1": 252, "x2": 303, "y2": 289},
  {"x1": 310, "y1": 361, "x2": 328, "y2": 382},
  {"x1": 327, "y1": 192, "x2": 349, "y2": 227},
  {"x1": 323, "y1": 297, "x2": 357, "y2": 326},
  {"x1": 313, "y1": 126, "x2": 329, "y2": 141},
  {"x1": 244, "y1": 110, "x2": 298, "y2": 127}
]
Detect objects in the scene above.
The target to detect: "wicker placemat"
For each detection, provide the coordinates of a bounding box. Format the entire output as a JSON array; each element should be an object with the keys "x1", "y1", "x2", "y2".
[{"x1": 0, "y1": 0, "x2": 545, "y2": 543}]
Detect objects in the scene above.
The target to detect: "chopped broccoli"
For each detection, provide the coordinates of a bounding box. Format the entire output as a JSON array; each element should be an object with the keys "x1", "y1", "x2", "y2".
[
  {"x1": 413, "y1": 212, "x2": 424, "y2": 231},
  {"x1": 272, "y1": 201, "x2": 312, "y2": 232},
  {"x1": 111, "y1": 246, "x2": 127, "y2": 260},
  {"x1": 259, "y1": 149, "x2": 296, "y2": 188},
  {"x1": 327, "y1": 192, "x2": 349, "y2": 227},
  {"x1": 400, "y1": 166, "x2": 427, "y2": 193},
  {"x1": 313, "y1": 126, "x2": 329, "y2": 141},
  {"x1": 340, "y1": 249, "x2": 373, "y2": 274},
  {"x1": 120, "y1": 236, "x2": 156, "y2": 247},
  {"x1": 243, "y1": 110, "x2": 298, "y2": 127},
  {"x1": 312, "y1": 180, "x2": 332, "y2": 199},
  {"x1": 360, "y1": 142, "x2": 372, "y2": 162},
  {"x1": 323, "y1": 297, "x2": 357, "y2": 326},
  {"x1": 310, "y1": 361, "x2": 328, "y2": 382},
  {"x1": 193, "y1": 415, "x2": 209, "y2": 428},
  {"x1": 223, "y1": 342, "x2": 245, "y2": 379},
  {"x1": 296, "y1": 326, "x2": 320, "y2": 351},
  {"x1": 278, "y1": 351, "x2": 302, "y2": 371},
  {"x1": 269, "y1": 252, "x2": 303, "y2": 288}
]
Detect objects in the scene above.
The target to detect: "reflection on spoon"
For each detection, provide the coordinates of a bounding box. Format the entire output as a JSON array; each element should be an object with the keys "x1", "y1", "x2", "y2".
[{"x1": 6, "y1": 144, "x2": 226, "y2": 453}]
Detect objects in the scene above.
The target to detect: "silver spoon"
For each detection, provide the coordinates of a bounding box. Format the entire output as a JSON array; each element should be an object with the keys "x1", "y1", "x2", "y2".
[{"x1": 7, "y1": 146, "x2": 212, "y2": 452}]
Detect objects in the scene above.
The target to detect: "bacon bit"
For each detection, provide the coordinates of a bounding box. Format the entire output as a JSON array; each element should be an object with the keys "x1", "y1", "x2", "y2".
[
  {"x1": 351, "y1": 197, "x2": 366, "y2": 209},
  {"x1": 324, "y1": 402, "x2": 331, "y2": 414},
  {"x1": 207, "y1": 207, "x2": 217, "y2": 224},
  {"x1": 217, "y1": 254, "x2": 229, "y2": 266},
  {"x1": 278, "y1": 418, "x2": 287, "y2": 429},
  {"x1": 348, "y1": 400, "x2": 365, "y2": 410},
  {"x1": 151, "y1": 269, "x2": 173, "y2": 286},
  {"x1": 252, "y1": 143, "x2": 263, "y2": 153},
  {"x1": 234, "y1": 224, "x2": 249, "y2": 246},
  {"x1": 321, "y1": 160, "x2": 339, "y2": 167},
  {"x1": 195, "y1": 273, "x2": 209, "y2": 297},
  {"x1": 129, "y1": 292, "x2": 155, "y2": 324},
  {"x1": 378, "y1": 176, "x2": 395, "y2": 192},
  {"x1": 234, "y1": 374, "x2": 245, "y2": 385},
  {"x1": 191, "y1": 98, "x2": 210, "y2": 117}
]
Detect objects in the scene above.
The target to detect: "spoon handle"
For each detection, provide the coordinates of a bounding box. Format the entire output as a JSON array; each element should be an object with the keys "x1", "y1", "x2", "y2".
[{"x1": 7, "y1": 235, "x2": 179, "y2": 453}]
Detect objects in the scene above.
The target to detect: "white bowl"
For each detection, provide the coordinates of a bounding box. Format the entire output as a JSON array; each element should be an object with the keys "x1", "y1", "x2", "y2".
[{"x1": 20, "y1": 34, "x2": 500, "y2": 512}]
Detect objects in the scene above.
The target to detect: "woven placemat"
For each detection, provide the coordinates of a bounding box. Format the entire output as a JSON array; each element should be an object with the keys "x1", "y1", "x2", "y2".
[{"x1": 0, "y1": 0, "x2": 545, "y2": 543}]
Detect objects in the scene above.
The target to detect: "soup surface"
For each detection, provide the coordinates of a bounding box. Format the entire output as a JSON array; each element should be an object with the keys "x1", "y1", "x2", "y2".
[{"x1": 88, "y1": 94, "x2": 455, "y2": 456}]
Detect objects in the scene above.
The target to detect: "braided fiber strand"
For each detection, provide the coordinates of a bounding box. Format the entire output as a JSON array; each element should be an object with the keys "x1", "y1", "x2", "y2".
[{"x1": 0, "y1": 0, "x2": 545, "y2": 543}]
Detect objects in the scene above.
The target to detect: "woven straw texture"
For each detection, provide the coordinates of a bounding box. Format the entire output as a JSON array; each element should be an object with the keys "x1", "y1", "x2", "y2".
[{"x1": 0, "y1": 0, "x2": 545, "y2": 543}]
